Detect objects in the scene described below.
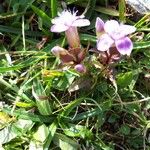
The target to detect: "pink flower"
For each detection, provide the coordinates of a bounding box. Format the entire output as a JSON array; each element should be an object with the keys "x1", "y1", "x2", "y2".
[
  {"x1": 95, "y1": 17, "x2": 136, "y2": 56},
  {"x1": 51, "y1": 10, "x2": 90, "y2": 48}
]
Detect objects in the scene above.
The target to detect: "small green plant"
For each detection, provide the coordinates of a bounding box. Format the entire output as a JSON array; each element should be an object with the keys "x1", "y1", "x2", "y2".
[{"x1": 0, "y1": 0, "x2": 150, "y2": 149}]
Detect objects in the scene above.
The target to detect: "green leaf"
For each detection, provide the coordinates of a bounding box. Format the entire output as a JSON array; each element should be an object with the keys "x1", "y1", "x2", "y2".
[
  {"x1": 15, "y1": 101, "x2": 35, "y2": 108},
  {"x1": 0, "y1": 112, "x2": 13, "y2": 129},
  {"x1": 50, "y1": 0, "x2": 57, "y2": 18},
  {"x1": 77, "y1": 2, "x2": 119, "y2": 16},
  {"x1": 31, "y1": 5, "x2": 51, "y2": 27},
  {"x1": 80, "y1": 34, "x2": 96, "y2": 43},
  {"x1": 117, "y1": 71, "x2": 133, "y2": 88},
  {"x1": 119, "y1": 124, "x2": 131, "y2": 135},
  {"x1": 32, "y1": 77, "x2": 52, "y2": 115},
  {"x1": 119, "y1": 0, "x2": 126, "y2": 22},
  {"x1": 53, "y1": 133, "x2": 79, "y2": 150},
  {"x1": 60, "y1": 98, "x2": 84, "y2": 118},
  {"x1": 0, "y1": 25, "x2": 42, "y2": 37},
  {"x1": 0, "y1": 119, "x2": 33, "y2": 144},
  {"x1": 2, "y1": 107, "x2": 54, "y2": 123},
  {"x1": 33, "y1": 124, "x2": 49, "y2": 143},
  {"x1": 36, "y1": 100, "x2": 52, "y2": 115},
  {"x1": 0, "y1": 125, "x2": 18, "y2": 144},
  {"x1": 61, "y1": 123, "x2": 93, "y2": 139},
  {"x1": 44, "y1": 120, "x2": 58, "y2": 149},
  {"x1": 85, "y1": 0, "x2": 96, "y2": 19},
  {"x1": 117, "y1": 70, "x2": 140, "y2": 89},
  {"x1": 52, "y1": 71, "x2": 76, "y2": 91},
  {"x1": 133, "y1": 41, "x2": 150, "y2": 49}
]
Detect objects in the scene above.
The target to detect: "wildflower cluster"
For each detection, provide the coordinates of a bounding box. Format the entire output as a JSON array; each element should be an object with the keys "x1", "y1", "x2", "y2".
[{"x1": 50, "y1": 9, "x2": 136, "y2": 73}]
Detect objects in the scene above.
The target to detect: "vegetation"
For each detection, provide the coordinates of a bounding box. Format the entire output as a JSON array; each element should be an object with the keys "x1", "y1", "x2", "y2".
[{"x1": 0, "y1": 0, "x2": 150, "y2": 149}]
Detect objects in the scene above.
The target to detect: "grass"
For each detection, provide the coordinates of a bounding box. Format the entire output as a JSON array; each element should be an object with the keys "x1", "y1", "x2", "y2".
[{"x1": 0, "y1": 0, "x2": 150, "y2": 149}]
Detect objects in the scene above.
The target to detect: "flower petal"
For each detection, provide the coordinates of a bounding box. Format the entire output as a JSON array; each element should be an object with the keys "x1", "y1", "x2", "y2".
[
  {"x1": 51, "y1": 24, "x2": 69, "y2": 32},
  {"x1": 95, "y1": 17, "x2": 105, "y2": 33},
  {"x1": 115, "y1": 37, "x2": 133, "y2": 55},
  {"x1": 119, "y1": 25, "x2": 136, "y2": 36},
  {"x1": 51, "y1": 46, "x2": 75, "y2": 63},
  {"x1": 104, "y1": 20, "x2": 120, "y2": 34},
  {"x1": 97, "y1": 34, "x2": 114, "y2": 51},
  {"x1": 72, "y1": 19, "x2": 90, "y2": 27},
  {"x1": 51, "y1": 46, "x2": 67, "y2": 57}
]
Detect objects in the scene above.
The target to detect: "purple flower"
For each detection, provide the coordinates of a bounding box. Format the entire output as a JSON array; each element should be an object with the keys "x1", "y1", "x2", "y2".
[
  {"x1": 74, "y1": 64, "x2": 86, "y2": 73},
  {"x1": 95, "y1": 17, "x2": 136, "y2": 56},
  {"x1": 51, "y1": 10, "x2": 90, "y2": 48}
]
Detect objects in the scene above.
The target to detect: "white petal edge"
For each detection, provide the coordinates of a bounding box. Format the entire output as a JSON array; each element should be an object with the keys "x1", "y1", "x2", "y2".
[
  {"x1": 119, "y1": 25, "x2": 136, "y2": 36},
  {"x1": 72, "y1": 19, "x2": 90, "y2": 27},
  {"x1": 104, "y1": 20, "x2": 120, "y2": 34},
  {"x1": 51, "y1": 24, "x2": 69, "y2": 33}
]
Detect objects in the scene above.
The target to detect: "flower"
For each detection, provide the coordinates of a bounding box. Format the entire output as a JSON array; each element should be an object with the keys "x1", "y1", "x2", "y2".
[
  {"x1": 51, "y1": 10, "x2": 90, "y2": 48},
  {"x1": 95, "y1": 17, "x2": 136, "y2": 56},
  {"x1": 51, "y1": 10, "x2": 90, "y2": 32}
]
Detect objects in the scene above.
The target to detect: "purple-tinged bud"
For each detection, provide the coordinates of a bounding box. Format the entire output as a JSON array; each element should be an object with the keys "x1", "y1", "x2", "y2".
[
  {"x1": 74, "y1": 64, "x2": 86, "y2": 73},
  {"x1": 51, "y1": 46, "x2": 66, "y2": 57}
]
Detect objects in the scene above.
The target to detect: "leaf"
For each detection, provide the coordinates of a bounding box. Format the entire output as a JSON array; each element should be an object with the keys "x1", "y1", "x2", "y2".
[
  {"x1": 77, "y1": 2, "x2": 119, "y2": 16},
  {"x1": 31, "y1": 5, "x2": 51, "y2": 27},
  {"x1": 0, "y1": 119, "x2": 33, "y2": 144},
  {"x1": 0, "y1": 25, "x2": 42, "y2": 37},
  {"x1": 117, "y1": 70, "x2": 141, "y2": 89},
  {"x1": 2, "y1": 107, "x2": 54, "y2": 123},
  {"x1": 15, "y1": 101, "x2": 35, "y2": 108},
  {"x1": 33, "y1": 78, "x2": 52, "y2": 115},
  {"x1": 119, "y1": 124, "x2": 131, "y2": 135},
  {"x1": 33, "y1": 124, "x2": 49, "y2": 143},
  {"x1": 71, "y1": 108, "x2": 102, "y2": 121},
  {"x1": 60, "y1": 123, "x2": 93, "y2": 139},
  {"x1": 50, "y1": 0, "x2": 57, "y2": 18},
  {"x1": 29, "y1": 140, "x2": 43, "y2": 150},
  {"x1": 53, "y1": 133, "x2": 80, "y2": 150},
  {"x1": 36, "y1": 100, "x2": 52, "y2": 116},
  {"x1": 13, "y1": 119, "x2": 34, "y2": 133},
  {"x1": 52, "y1": 71, "x2": 76, "y2": 91},
  {"x1": 0, "y1": 111, "x2": 12, "y2": 129},
  {"x1": 85, "y1": 0, "x2": 96, "y2": 19},
  {"x1": 42, "y1": 69, "x2": 64, "y2": 78},
  {"x1": 80, "y1": 34, "x2": 96, "y2": 43},
  {"x1": 68, "y1": 77, "x2": 92, "y2": 92},
  {"x1": 117, "y1": 71, "x2": 134, "y2": 88},
  {"x1": 0, "y1": 52, "x2": 45, "y2": 73},
  {"x1": 0, "y1": 125, "x2": 17, "y2": 144},
  {"x1": 43, "y1": 37, "x2": 64, "y2": 53},
  {"x1": 44, "y1": 120, "x2": 58, "y2": 149},
  {"x1": 133, "y1": 41, "x2": 150, "y2": 49},
  {"x1": 60, "y1": 98, "x2": 84, "y2": 118},
  {"x1": 118, "y1": 0, "x2": 126, "y2": 22}
]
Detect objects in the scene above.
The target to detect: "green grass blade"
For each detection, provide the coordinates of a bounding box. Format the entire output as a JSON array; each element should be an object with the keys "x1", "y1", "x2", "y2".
[
  {"x1": 50, "y1": 0, "x2": 57, "y2": 18},
  {"x1": 134, "y1": 41, "x2": 150, "y2": 49},
  {"x1": 118, "y1": 0, "x2": 126, "y2": 22},
  {"x1": 31, "y1": 5, "x2": 51, "y2": 27}
]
